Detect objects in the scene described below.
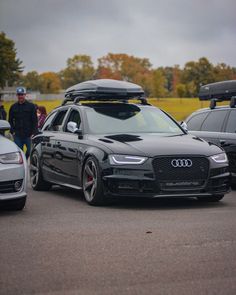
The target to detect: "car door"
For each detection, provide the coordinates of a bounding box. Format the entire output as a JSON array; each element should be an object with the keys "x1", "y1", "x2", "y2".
[
  {"x1": 52, "y1": 108, "x2": 83, "y2": 187},
  {"x1": 41, "y1": 109, "x2": 69, "y2": 183},
  {"x1": 221, "y1": 109, "x2": 236, "y2": 178},
  {"x1": 188, "y1": 109, "x2": 228, "y2": 146}
]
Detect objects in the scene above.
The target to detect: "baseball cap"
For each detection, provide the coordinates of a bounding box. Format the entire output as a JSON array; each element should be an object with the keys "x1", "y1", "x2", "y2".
[{"x1": 16, "y1": 87, "x2": 26, "y2": 95}]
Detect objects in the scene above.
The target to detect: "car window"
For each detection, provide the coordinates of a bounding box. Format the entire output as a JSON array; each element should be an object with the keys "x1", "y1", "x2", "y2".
[
  {"x1": 85, "y1": 105, "x2": 183, "y2": 135},
  {"x1": 225, "y1": 110, "x2": 236, "y2": 133},
  {"x1": 65, "y1": 109, "x2": 81, "y2": 132},
  {"x1": 42, "y1": 112, "x2": 57, "y2": 131},
  {"x1": 201, "y1": 110, "x2": 228, "y2": 132},
  {"x1": 186, "y1": 112, "x2": 208, "y2": 131},
  {"x1": 48, "y1": 110, "x2": 68, "y2": 132}
]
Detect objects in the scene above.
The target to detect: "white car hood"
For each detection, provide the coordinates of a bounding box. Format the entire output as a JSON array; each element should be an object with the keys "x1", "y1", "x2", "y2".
[{"x1": 0, "y1": 135, "x2": 20, "y2": 154}]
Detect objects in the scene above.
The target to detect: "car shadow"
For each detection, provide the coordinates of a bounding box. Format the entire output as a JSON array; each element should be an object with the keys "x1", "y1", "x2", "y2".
[{"x1": 46, "y1": 185, "x2": 227, "y2": 211}]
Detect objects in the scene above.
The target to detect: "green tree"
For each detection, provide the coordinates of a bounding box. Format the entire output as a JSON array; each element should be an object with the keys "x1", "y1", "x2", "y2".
[
  {"x1": 176, "y1": 83, "x2": 187, "y2": 98},
  {"x1": 151, "y1": 69, "x2": 167, "y2": 98},
  {"x1": 181, "y1": 57, "x2": 215, "y2": 96},
  {"x1": 22, "y1": 71, "x2": 41, "y2": 91},
  {"x1": 214, "y1": 63, "x2": 236, "y2": 81},
  {"x1": 60, "y1": 55, "x2": 95, "y2": 89},
  {"x1": 0, "y1": 32, "x2": 23, "y2": 88}
]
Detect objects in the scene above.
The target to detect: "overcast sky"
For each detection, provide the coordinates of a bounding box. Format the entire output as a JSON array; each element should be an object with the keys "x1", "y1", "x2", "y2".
[{"x1": 0, "y1": 0, "x2": 236, "y2": 73}]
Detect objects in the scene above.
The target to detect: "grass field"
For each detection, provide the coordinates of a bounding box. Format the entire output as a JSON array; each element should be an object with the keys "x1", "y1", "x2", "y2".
[{"x1": 2, "y1": 98, "x2": 228, "y2": 121}]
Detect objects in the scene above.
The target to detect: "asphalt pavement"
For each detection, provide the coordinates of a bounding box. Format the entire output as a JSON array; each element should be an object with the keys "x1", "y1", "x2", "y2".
[{"x1": 1, "y1": 186, "x2": 236, "y2": 295}]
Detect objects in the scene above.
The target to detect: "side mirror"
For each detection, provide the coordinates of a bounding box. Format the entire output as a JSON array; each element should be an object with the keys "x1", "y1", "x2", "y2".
[
  {"x1": 67, "y1": 121, "x2": 83, "y2": 137},
  {"x1": 0, "y1": 120, "x2": 10, "y2": 131},
  {"x1": 180, "y1": 121, "x2": 188, "y2": 133}
]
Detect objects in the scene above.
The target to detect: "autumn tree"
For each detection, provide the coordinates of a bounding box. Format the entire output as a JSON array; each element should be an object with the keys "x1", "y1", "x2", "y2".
[
  {"x1": 0, "y1": 32, "x2": 23, "y2": 88},
  {"x1": 39, "y1": 72, "x2": 61, "y2": 94},
  {"x1": 60, "y1": 55, "x2": 95, "y2": 89},
  {"x1": 96, "y1": 53, "x2": 153, "y2": 94}
]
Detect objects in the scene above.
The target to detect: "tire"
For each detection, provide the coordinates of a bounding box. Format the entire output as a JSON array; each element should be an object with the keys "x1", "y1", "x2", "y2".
[
  {"x1": 5, "y1": 197, "x2": 26, "y2": 211},
  {"x1": 30, "y1": 151, "x2": 51, "y2": 191},
  {"x1": 197, "y1": 194, "x2": 224, "y2": 202},
  {"x1": 82, "y1": 156, "x2": 106, "y2": 206}
]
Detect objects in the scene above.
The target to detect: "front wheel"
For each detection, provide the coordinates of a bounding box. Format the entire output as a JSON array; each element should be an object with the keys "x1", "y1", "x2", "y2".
[
  {"x1": 30, "y1": 152, "x2": 51, "y2": 191},
  {"x1": 197, "y1": 194, "x2": 224, "y2": 202},
  {"x1": 82, "y1": 156, "x2": 106, "y2": 206}
]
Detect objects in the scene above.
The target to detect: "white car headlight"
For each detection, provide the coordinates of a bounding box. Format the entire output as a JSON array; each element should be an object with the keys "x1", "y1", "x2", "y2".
[
  {"x1": 109, "y1": 154, "x2": 147, "y2": 165},
  {"x1": 211, "y1": 153, "x2": 228, "y2": 163},
  {"x1": 0, "y1": 152, "x2": 23, "y2": 164}
]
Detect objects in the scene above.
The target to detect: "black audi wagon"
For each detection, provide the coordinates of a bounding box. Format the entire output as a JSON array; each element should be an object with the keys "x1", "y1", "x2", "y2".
[
  {"x1": 30, "y1": 79, "x2": 230, "y2": 205},
  {"x1": 184, "y1": 80, "x2": 236, "y2": 186}
]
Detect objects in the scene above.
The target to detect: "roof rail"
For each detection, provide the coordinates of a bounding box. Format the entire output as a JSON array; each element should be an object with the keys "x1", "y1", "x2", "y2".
[
  {"x1": 61, "y1": 95, "x2": 150, "y2": 106},
  {"x1": 230, "y1": 96, "x2": 236, "y2": 108}
]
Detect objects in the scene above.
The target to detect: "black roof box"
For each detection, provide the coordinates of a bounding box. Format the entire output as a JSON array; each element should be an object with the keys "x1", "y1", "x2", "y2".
[
  {"x1": 65, "y1": 79, "x2": 145, "y2": 100},
  {"x1": 199, "y1": 80, "x2": 236, "y2": 100}
]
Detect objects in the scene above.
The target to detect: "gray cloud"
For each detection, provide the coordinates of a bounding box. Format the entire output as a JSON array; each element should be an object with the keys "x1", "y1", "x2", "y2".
[{"x1": 0, "y1": 0, "x2": 235, "y2": 73}]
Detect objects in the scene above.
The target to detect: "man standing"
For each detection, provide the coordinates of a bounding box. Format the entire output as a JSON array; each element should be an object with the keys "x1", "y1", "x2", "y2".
[
  {"x1": 0, "y1": 97, "x2": 7, "y2": 120},
  {"x1": 9, "y1": 87, "x2": 38, "y2": 159}
]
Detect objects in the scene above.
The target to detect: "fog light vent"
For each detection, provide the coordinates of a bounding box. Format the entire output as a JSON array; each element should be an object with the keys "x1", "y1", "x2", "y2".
[{"x1": 14, "y1": 180, "x2": 23, "y2": 192}]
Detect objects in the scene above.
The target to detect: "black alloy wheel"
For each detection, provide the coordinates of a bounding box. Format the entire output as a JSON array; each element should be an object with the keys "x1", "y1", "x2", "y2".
[
  {"x1": 82, "y1": 156, "x2": 105, "y2": 205},
  {"x1": 30, "y1": 152, "x2": 51, "y2": 191}
]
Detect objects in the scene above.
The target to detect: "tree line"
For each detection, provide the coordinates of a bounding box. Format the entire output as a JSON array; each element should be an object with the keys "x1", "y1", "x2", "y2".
[{"x1": 1, "y1": 32, "x2": 236, "y2": 97}]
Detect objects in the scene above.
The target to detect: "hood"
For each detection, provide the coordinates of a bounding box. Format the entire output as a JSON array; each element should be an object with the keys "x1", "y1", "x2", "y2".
[
  {"x1": 88, "y1": 133, "x2": 223, "y2": 157},
  {"x1": 0, "y1": 135, "x2": 20, "y2": 154}
]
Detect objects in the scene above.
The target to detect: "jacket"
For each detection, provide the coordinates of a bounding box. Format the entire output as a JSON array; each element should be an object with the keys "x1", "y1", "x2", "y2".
[
  {"x1": 0, "y1": 106, "x2": 7, "y2": 120},
  {"x1": 9, "y1": 100, "x2": 38, "y2": 137}
]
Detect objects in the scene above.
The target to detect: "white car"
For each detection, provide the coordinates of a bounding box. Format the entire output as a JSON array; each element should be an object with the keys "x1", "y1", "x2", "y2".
[{"x1": 0, "y1": 120, "x2": 28, "y2": 210}]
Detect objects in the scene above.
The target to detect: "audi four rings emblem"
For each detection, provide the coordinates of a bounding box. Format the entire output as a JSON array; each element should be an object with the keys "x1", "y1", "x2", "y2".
[{"x1": 171, "y1": 159, "x2": 193, "y2": 168}]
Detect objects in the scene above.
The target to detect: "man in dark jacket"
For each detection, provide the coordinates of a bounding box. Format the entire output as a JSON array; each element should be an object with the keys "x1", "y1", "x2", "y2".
[
  {"x1": 0, "y1": 98, "x2": 7, "y2": 120},
  {"x1": 9, "y1": 87, "x2": 38, "y2": 159}
]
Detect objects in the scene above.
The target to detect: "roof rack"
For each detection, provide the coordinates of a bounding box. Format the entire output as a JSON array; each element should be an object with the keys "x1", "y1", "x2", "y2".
[
  {"x1": 230, "y1": 96, "x2": 236, "y2": 108},
  {"x1": 209, "y1": 98, "x2": 223, "y2": 109},
  {"x1": 199, "y1": 80, "x2": 236, "y2": 101},
  {"x1": 61, "y1": 79, "x2": 150, "y2": 106},
  {"x1": 61, "y1": 95, "x2": 150, "y2": 106},
  {"x1": 209, "y1": 96, "x2": 236, "y2": 109}
]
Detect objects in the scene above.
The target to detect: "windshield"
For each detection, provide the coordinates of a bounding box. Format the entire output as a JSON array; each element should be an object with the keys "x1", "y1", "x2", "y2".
[{"x1": 85, "y1": 104, "x2": 183, "y2": 135}]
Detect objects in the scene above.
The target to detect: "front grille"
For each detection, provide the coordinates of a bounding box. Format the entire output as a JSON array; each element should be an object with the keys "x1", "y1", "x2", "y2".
[
  {"x1": 0, "y1": 179, "x2": 23, "y2": 194},
  {"x1": 152, "y1": 156, "x2": 209, "y2": 191}
]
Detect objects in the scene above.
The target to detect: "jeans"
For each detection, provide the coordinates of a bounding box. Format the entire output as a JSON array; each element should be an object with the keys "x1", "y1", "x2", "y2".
[{"x1": 14, "y1": 136, "x2": 31, "y2": 159}]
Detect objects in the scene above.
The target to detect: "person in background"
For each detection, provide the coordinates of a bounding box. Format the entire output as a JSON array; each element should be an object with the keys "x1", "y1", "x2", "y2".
[
  {"x1": 9, "y1": 87, "x2": 38, "y2": 159},
  {"x1": 37, "y1": 105, "x2": 47, "y2": 129},
  {"x1": 0, "y1": 97, "x2": 7, "y2": 120}
]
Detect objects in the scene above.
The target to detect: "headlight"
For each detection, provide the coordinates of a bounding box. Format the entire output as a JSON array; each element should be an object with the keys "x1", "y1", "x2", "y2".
[
  {"x1": 0, "y1": 152, "x2": 23, "y2": 164},
  {"x1": 109, "y1": 154, "x2": 147, "y2": 165},
  {"x1": 211, "y1": 153, "x2": 228, "y2": 163}
]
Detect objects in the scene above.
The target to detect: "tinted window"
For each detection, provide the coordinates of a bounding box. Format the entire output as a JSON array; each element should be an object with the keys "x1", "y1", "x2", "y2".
[
  {"x1": 186, "y1": 112, "x2": 208, "y2": 131},
  {"x1": 85, "y1": 105, "x2": 183, "y2": 135},
  {"x1": 48, "y1": 110, "x2": 68, "y2": 131},
  {"x1": 225, "y1": 110, "x2": 236, "y2": 133},
  {"x1": 42, "y1": 112, "x2": 57, "y2": 131},
  {"x1": 65, "y1": 110, "x2": 81, "y2": 132},
  {"x1": 201, "y1": 110, "x2": 228, "y2": 132}
]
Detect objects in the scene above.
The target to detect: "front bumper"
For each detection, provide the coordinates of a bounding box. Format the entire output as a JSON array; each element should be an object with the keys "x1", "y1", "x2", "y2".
[
  {"x1": 0, "y1": 151, "x2": 28, "y2": 201},
  {"x1": 102, "y1": 159, "x2": 230, "y2": 198}
]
